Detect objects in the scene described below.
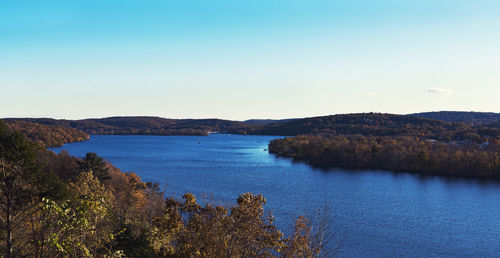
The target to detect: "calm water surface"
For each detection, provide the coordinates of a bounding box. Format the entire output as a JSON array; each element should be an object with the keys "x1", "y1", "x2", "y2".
[{"x1": 51, "y1": 134, "x2": 500, "y2": 257}]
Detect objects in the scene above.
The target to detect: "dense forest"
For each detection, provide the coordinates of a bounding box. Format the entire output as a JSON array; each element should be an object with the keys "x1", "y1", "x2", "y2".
[
  {"x1": 248, "y1": 113, "x2": 500, "y2": 143},
  {"x1": 5, "y1": 121, "x2": 89, "y2": 147},
  {"x1": 8, "y1": 112, "x2": 500, "y2": 141},
  {"x1": 0, "y1": 120, "x2": 331, "y2": 257},
  {"x1": 7, "y1": 112, "x2": 500, "y2": 180},
  {"x1": 5, "y1": 117, "x2": 251, "y2": 136},
  {"x1": 269, "y1": 135, "x2": 500, "y2": 179},
  {"x1": 410, "y1": 111, "x2": 500, "y2": 125},
  {"x1": 255, "y1": 113, "x2": 500, "y2": 180}
]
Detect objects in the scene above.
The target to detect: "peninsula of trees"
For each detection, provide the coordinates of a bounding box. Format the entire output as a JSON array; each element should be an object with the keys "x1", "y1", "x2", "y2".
[
  {"x1": 269, "y1": 135, "x2": 500, "y2": 179},
  {"x1": 266, "y1": 113, "x2": 500, "y2": 180}
]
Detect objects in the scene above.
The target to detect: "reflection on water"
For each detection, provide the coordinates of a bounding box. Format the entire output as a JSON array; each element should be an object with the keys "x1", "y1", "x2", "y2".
[{"x1": 51, "y1": 134, "x2": 500, "y2": 257}]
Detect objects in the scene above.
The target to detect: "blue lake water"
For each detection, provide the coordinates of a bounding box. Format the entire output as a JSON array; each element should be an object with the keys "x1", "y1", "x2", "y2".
[{"x1": 50, "y1": 134, "x2": 500, "y2": 257}]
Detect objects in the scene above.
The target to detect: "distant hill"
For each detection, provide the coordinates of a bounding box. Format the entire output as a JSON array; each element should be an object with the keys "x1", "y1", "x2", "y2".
[
  {"x1": 248, "y1": 113, "x2": 494, "y2": 141},
  {"x1": 243, "y1": 119, "x2": 297, "y2": 125},
  {"x1": 7, "y1": 113, "x2": 500, "y2": 142},
  {"x1": 5, "y1": 117, "x2": 251, "y2": 136},
  {"x1": 409, "y1": 111, "x2": 500, "y2": 125}
]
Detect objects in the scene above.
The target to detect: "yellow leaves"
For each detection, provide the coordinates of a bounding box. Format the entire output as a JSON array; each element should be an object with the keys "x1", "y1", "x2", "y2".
[
  {"x1": 39, "y1": 171, "x2": 115, "y2": 257},
  {"x1": 182, "y1": 193, "x2": 201, "y2": 213},
  {"x1": 39, "y1": 173, "x2": 327, "y2": 257},
  {"x1": 151, "y1": 192, "x2": 292, "y2": 257},
  {"x1": 127, "y1": 172, "x2": 147, "y2": 190}
]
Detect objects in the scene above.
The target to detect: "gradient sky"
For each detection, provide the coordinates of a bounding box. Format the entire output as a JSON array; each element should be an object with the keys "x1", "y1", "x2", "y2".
[{"x1": 1, "y1": 0, "x2": 500, "y2": 120}]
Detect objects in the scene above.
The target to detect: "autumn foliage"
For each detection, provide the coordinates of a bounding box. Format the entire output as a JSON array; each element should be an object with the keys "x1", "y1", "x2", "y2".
[
  {"x1": 0, "y1": 120, "x2": 330, "y2": 257},
  {"x1": 269, "y1": 135, "x2": 500, "y2": 179},
  {"x1": 5, "y1": 121, "x2": 89, "y2": 147}
]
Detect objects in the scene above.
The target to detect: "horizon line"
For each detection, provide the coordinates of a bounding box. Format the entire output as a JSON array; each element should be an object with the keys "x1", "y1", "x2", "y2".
[{"x1": 2, "y1": 110, "x2": 499, "y2": 122}]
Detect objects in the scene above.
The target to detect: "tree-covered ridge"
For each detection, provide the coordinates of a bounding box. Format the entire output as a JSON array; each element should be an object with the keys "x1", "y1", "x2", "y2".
[
  {"x1": 261, "y1": 113, "x2": 500, "y2": 179},
  {"x1": 0, "y1": 120, "x2": 331, "y2": 257},
  {"x1": 409, "y1": 111, "x2": 500, "y2": 125},
  {"x1": 250, "y1": 113, "x2": 500, "y2": 142},
  {"x1": 6, "y1": 117, "x2": 252, "y2": 136},
  {"x1": 269, "y1": 135, "x2": 500, "y2": 180},
  {"x1": 9, "y1": 113, "x2": 500, "y2": 142},
  {"x1": 5, "y1": 120, "x2": 89, "y2": 147}
]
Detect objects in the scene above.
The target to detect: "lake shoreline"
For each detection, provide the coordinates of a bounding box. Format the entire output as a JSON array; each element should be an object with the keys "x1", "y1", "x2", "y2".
[{"x1": 50, "y1": 134, "x2": 500, "y2": 257}]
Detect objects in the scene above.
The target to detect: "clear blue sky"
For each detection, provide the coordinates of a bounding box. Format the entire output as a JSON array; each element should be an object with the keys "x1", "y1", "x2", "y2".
[{"x1": 1, "y1": 0, "x2": 499, "y2": 120}]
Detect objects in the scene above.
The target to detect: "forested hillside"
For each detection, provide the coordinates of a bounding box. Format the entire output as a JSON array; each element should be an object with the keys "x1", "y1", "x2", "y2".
[
  {"x1": 6, "y1": 117, "x2": 251, "y2": 136},
  {"x1": 5, "y1": 120, "x2": 89, "y2": 147},
  {"x1": 8, "y1": 113, "x2": 500, "y2": 180},
  {"x1": 0, "y1": 120, "x2": 330, "y2": 257},
  {"x1": 409, "y1": 111, "x2": 500, "y2": 125},
  {"x1": 8, "y1": 113, "x2": 500, "y2": 143},
  {"x1": 264, "y1": 113, "x2": 500, "y2": 179},
  {"x1": 269, "y1": 135, "x2": 500, "y2": 179},
  {"x1": 249, "y1": 113, "x2": 500, "y2": 142}
]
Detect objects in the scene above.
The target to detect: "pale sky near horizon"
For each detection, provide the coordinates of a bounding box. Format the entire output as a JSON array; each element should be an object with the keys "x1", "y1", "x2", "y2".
[{"x1": 1, "y1": 0, "x2": 500, "y2": 120}]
